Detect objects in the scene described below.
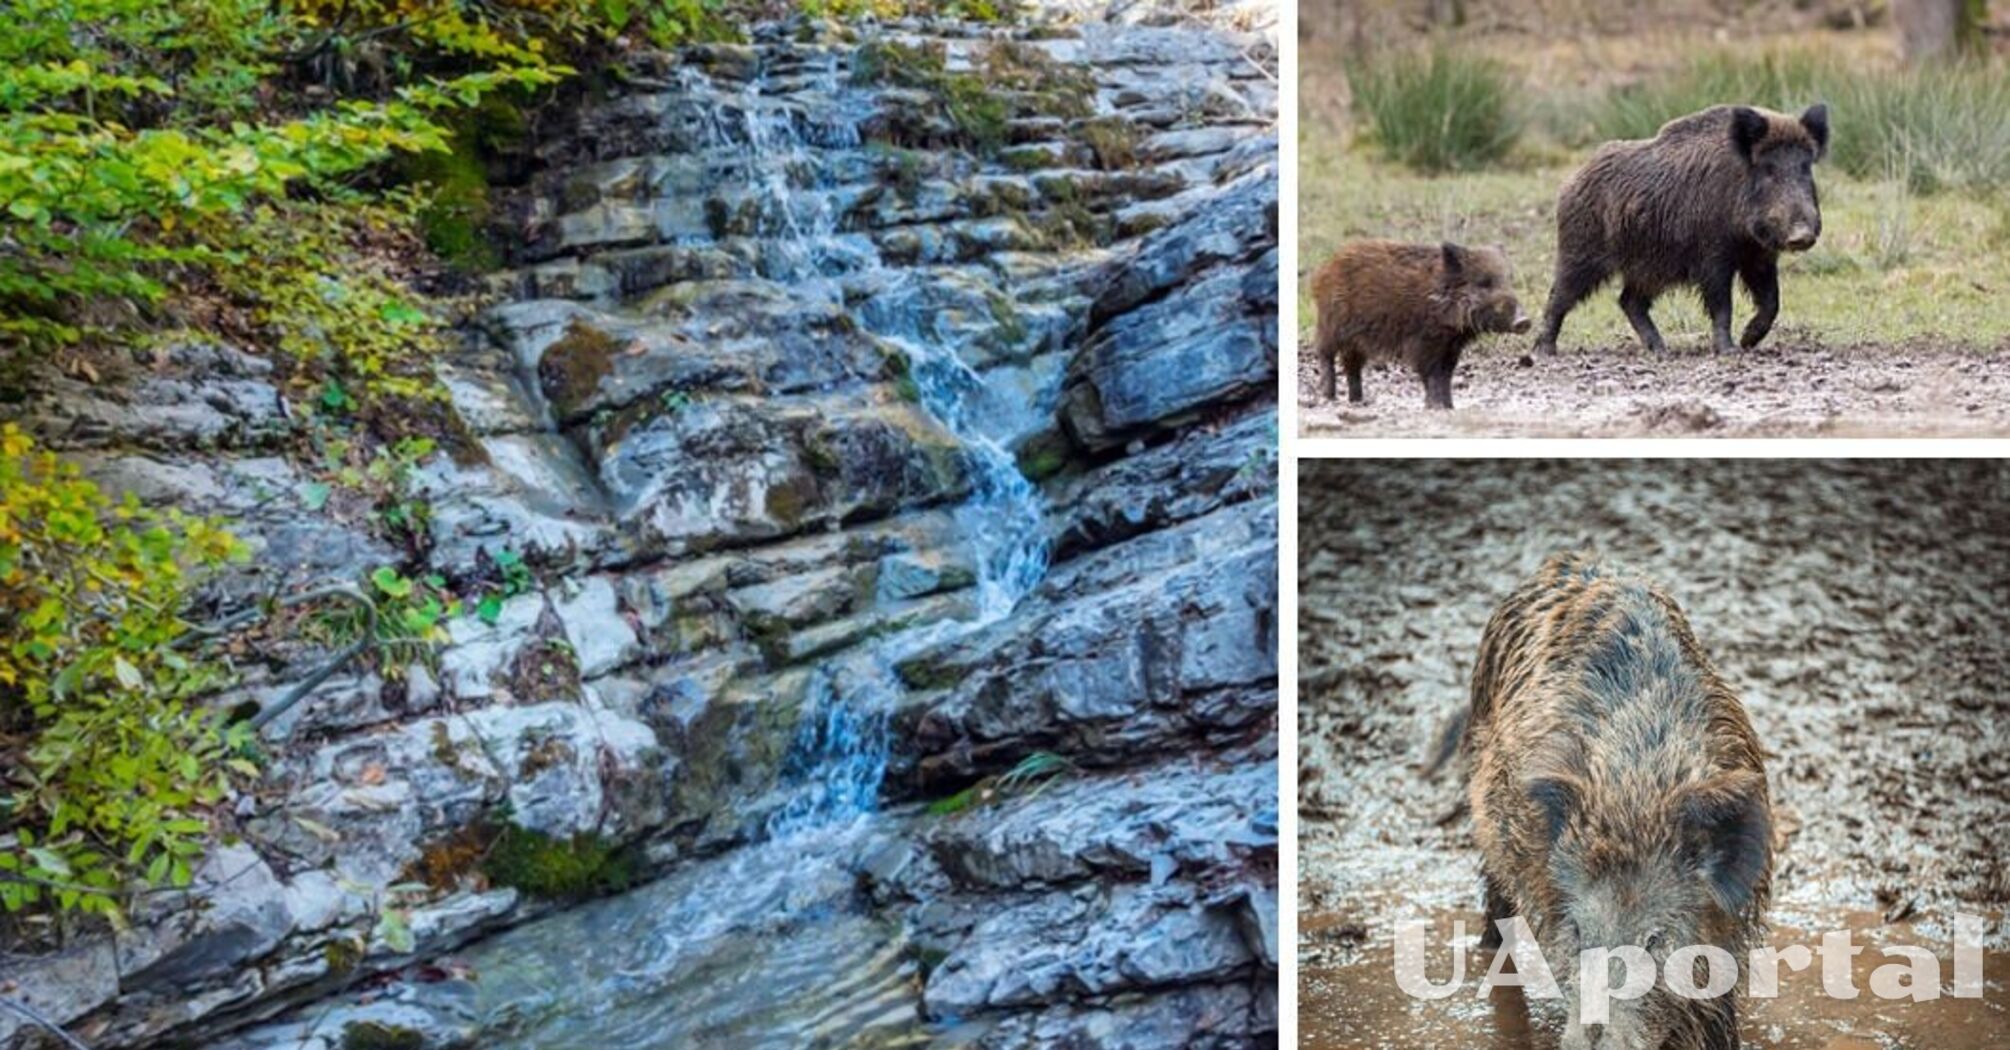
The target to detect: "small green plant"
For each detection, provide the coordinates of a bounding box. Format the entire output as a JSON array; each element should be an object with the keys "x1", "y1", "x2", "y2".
[
  {"x1": 926, "y1": 751, "x2": 1077, "y2": 816},
  {"x1": 474, "y1": 547, "x2": 536, "y2": 626},
  {"x1": 0, "y1": 426, "x2": 254, "y2": 918},
  {"x1": 307, "y1": 566, "x2": 460, "y2": 679},
  {"x1": 1348, "y1": 46, "x2": 1521, "y2": 173}
]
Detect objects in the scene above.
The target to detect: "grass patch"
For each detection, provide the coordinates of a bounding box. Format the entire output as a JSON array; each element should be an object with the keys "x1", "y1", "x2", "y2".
[
  {"x1": 1566, "y1": 48, "x2": 2010, "y2": 192},
  {"x1": 1298, "y1": 146, "x2": 2010, "y2": 350},
  {"x1": 1347, "y1": 46, "x2": 1521, "y2": 172}
]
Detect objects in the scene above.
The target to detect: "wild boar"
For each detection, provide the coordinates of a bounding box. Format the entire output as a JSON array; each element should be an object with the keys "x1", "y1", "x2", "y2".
[
  {"x1": 1461, "y1": 552, "x2": 1772, "y2": 1050},
  {"x1": 1532, "y1": 104, "x2": 1829, "y2": 356},
  {"x1": 1310, "y1": 239, "x2": 1531, "y2": 410}
]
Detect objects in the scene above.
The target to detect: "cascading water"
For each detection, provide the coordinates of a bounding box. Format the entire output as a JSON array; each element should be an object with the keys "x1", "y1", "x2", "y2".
[{"x1": 443, "y1": 35, "x2": 1058, "y2": 1048}]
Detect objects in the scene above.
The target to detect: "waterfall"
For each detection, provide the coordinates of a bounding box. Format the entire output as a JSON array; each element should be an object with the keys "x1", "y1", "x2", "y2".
[
  {"x1": 722, "y1": 46, "x2": 1053, "y2": 837},
  {"x1": 436, "y1": 37, "x2": 1069, "y2": 1047}
]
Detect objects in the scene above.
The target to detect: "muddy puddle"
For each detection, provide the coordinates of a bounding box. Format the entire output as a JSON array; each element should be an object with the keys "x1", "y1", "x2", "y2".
[
  {"x1": 1301, "y1": 902, "x2": 2008, "y2": 1049},
  {"x1": 1295, "y1": 338, "x2": 2010, "y2": 437},
  {"x1": 1297, "y1": 460, "x2": 2010, "y2": 1047}
]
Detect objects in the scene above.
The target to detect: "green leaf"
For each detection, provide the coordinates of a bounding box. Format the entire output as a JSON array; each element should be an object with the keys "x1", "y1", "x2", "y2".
[
  {"x1": 475, "y1": 592, "x2": 503, "y2": 626},
  {"x1": 26, "y1": 847, "x2": 72, "y2": 877},
  {"x1": 299, "y1": 482, "x2": 331, "y2": 511},
  {"x1": 113, "y1": 656, "x2": 144, "y2": 691},
  {"x1": 377, "y1": 301, "x2": 428, "y2": 325},
  {"x1": 370, "y1": 566, "x2": 413, "y2": 599}
]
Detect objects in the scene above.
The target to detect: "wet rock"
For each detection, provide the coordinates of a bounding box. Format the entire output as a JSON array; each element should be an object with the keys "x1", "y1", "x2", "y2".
[
  {"x1": 922, "y1": 882, "x2": 1256, "y2": 1015},
  {"x1": 117, "y1": 844, "x2": 294, "y2": 993},
  {"x1": 967, "y1": 980, "x2": 1271, "y2": 1049}
]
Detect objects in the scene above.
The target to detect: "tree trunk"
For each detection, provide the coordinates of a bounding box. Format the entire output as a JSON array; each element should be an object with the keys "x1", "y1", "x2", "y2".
[{"x1": 1894, "y1": 0, "x2": 1983, "y2": 64}]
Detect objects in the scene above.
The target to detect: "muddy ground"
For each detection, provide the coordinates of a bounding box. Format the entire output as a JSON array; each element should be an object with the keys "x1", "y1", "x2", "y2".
[
  {"x1": 1296, "y1": 460, "x2": 2010, "y2": 1048},
  {"x1": 1296, "y1": 339, "x2": 2010, "y2": 438}
]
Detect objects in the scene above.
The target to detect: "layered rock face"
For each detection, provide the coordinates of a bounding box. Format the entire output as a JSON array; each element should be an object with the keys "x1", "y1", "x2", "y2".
[{"x1": 0, "y1": 8, "x2": 1275, "y2": 1049}]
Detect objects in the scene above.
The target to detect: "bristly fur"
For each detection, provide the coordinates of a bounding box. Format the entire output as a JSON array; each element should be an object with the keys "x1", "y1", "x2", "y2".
[
  {"x1": 1311, "y1": 238, "x2": 1528, "y2": 410},
  {"x1": 1465, "y1": 552, "x2": 1773, "y2": 1050},
  {"x1": 1533, "y1": 103, "x2": 1829, "y2": 357}
]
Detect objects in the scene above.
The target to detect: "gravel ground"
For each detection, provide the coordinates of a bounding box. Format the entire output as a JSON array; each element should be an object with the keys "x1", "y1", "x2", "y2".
[
  {"x1": 1296, "y1": 459, "x2": 2010, "y2": 1048},
  {"x1": 1296, "y1": 339, "x2": 2010, "y2": 438}
]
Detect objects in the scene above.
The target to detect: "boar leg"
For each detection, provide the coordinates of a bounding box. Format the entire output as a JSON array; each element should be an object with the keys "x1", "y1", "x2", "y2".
[
  {"x1": 1533, "y1": 255, "x2": 1609, "y2": 356},
  {"x1": 1738, "y1": 255, "x2": 1780, "y2": 350},
  {"x1": 1618, "y1": 284, "x2": 1667, "y2": 354},
  {"x1": 1479, "y1": 874, "x2": 1511, "y2": 949},
  {"x1": 1314, "y1": 313, "x2": 1341, "y2": 400},
  {"x1": 1697, "y1": 993, "x2": 1739, "y2": 1050},
  {"x1": 1420, "y1": 348, "x2": 1457, "y2": 410},
  {"x1": 1702, "y1": 268, "x2": 1738, "y2": 354}
]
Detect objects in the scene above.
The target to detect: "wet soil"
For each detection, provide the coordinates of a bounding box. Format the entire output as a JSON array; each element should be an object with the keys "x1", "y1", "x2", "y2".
[
  {"x1": 1296, "y1": 460, "x2": 2010, "y2": 1047},
  {"x1": 1295, "y1": 339, "x2": 2010, "y2": 438}
]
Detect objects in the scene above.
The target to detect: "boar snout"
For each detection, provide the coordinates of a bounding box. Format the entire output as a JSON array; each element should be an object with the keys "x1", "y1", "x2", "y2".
[
  {"x1": 1784, "y1": 221, "x2": 1819, "y2": 251},
  {"x1": 1509, "y1": 311, "x2": 1532, "y2": 334}
]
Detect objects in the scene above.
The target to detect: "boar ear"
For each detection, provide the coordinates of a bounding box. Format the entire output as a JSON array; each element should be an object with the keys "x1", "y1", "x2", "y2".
[
  {"x1": 1800, "y1": 103, "x2": 1829, "y2": 161},
  {"x1": 1678, "y1": 772, "x2": 1771, "y2": 915},
  {"x1": 1440, "y1": 241, "x2": 1466, "y2": 276},
  {"x1": 1729, "y1": 107, "x2": 1768, "y2": 163},
  {"x1": 1527, "y1": 776, "x2": 1580, "y2": 843}
]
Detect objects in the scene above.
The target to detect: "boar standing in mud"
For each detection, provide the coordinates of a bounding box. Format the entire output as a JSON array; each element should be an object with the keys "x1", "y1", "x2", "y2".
[
  {"x1": 1310, "y1": 239, "x2": 1531, "y2": 410},
  {"x1": 1533, "y1": 104, "x2": 1829, "y2": 356},
  {"x1": 1455, "y1": 552, "x2": 1772, "y2": 1050}
]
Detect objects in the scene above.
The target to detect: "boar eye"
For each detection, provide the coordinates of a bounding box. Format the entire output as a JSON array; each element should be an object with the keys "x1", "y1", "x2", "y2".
[{"x1": 1645, "y1": 928, "x2": 1666, "y2": 952}]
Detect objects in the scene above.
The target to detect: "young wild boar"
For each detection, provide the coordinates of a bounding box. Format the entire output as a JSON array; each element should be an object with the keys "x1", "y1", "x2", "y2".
[
  {"x1": 1532, "y1": 104, "x2": 1829, "y2": 356},
  {"x1": 1460, "y1": 552, "x2": 1772, "y2": 1050},
  {"x1": 1310, "y1": 239, "x2": 1531, "y2": 410}
]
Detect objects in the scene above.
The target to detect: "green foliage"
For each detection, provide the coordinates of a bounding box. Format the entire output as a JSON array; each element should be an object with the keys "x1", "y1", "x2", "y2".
[
  {"x1": 480, "y1": 822, "x2": 637, "y2": 900},
  {"x1": 800, "y1": 0, "x2": 1008, "y2": 21},
  {"x1": 0, "y1": 425, "x2": 253, "y2": 918},
  {"x1": 1347, "y1": 46, "x2": 1521, "y2": 173},
  {"x1": 473, "y1": 547, "x2": 534, "y2": 626},
  {"x1": 1566, "y1": 49, "x2": 2010, "y2": 193},
  {"x1": 0, "y1": 0, "x2": 563, "y2": 363}
]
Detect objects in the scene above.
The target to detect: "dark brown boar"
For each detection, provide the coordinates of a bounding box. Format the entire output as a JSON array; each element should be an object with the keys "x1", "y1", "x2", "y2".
[
  {"x1": 1462, "y1": 552, "x2": 1772, "y2": 1050},
  {"x1": 1532, "y1": 104, "x2": 1829, "y2": 356},
  {"x1": 1309, "y1": 239, "x2": 1530, "y2": 410}
]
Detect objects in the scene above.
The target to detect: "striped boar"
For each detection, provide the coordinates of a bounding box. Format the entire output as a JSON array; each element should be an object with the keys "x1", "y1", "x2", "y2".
[{"x1": 1460, "y1": 552, "x2": 1772, "y2": 1050}]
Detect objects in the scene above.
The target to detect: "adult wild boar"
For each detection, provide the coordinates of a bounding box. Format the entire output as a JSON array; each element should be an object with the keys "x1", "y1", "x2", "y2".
[
  {"x1": 1532, "y1": 104, "x2": 1829, "y2": 356},
  {"x1": 1309, "y1": 239, "x2": 1531, "y2": 410},
  {"x1": 1456, "y1": 552, "x2": 1772, "y2": 1050}
]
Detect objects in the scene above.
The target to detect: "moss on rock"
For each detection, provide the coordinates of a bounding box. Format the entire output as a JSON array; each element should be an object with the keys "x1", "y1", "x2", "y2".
[
  {"x1": 538, "y1": 320, "x2": 624, "y2": 415},
  {"x1": 340, "y1": 1022, "x2": 427, "y2": 1050},
  {"x1": 481, "y1": 823, "x2": 638, "y2": 901}
]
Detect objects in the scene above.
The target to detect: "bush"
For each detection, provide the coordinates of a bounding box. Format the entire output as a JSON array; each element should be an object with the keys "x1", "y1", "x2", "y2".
[
  {"x1": 1347, "y1": 47, "x2": 1521, "y2": 173},
  {"x1": 0, "y1": 426, "x2": 251, "y2": 918},
  {"x1": 1573, "y1": 49, "x2": 2010, "y2": 193}
]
